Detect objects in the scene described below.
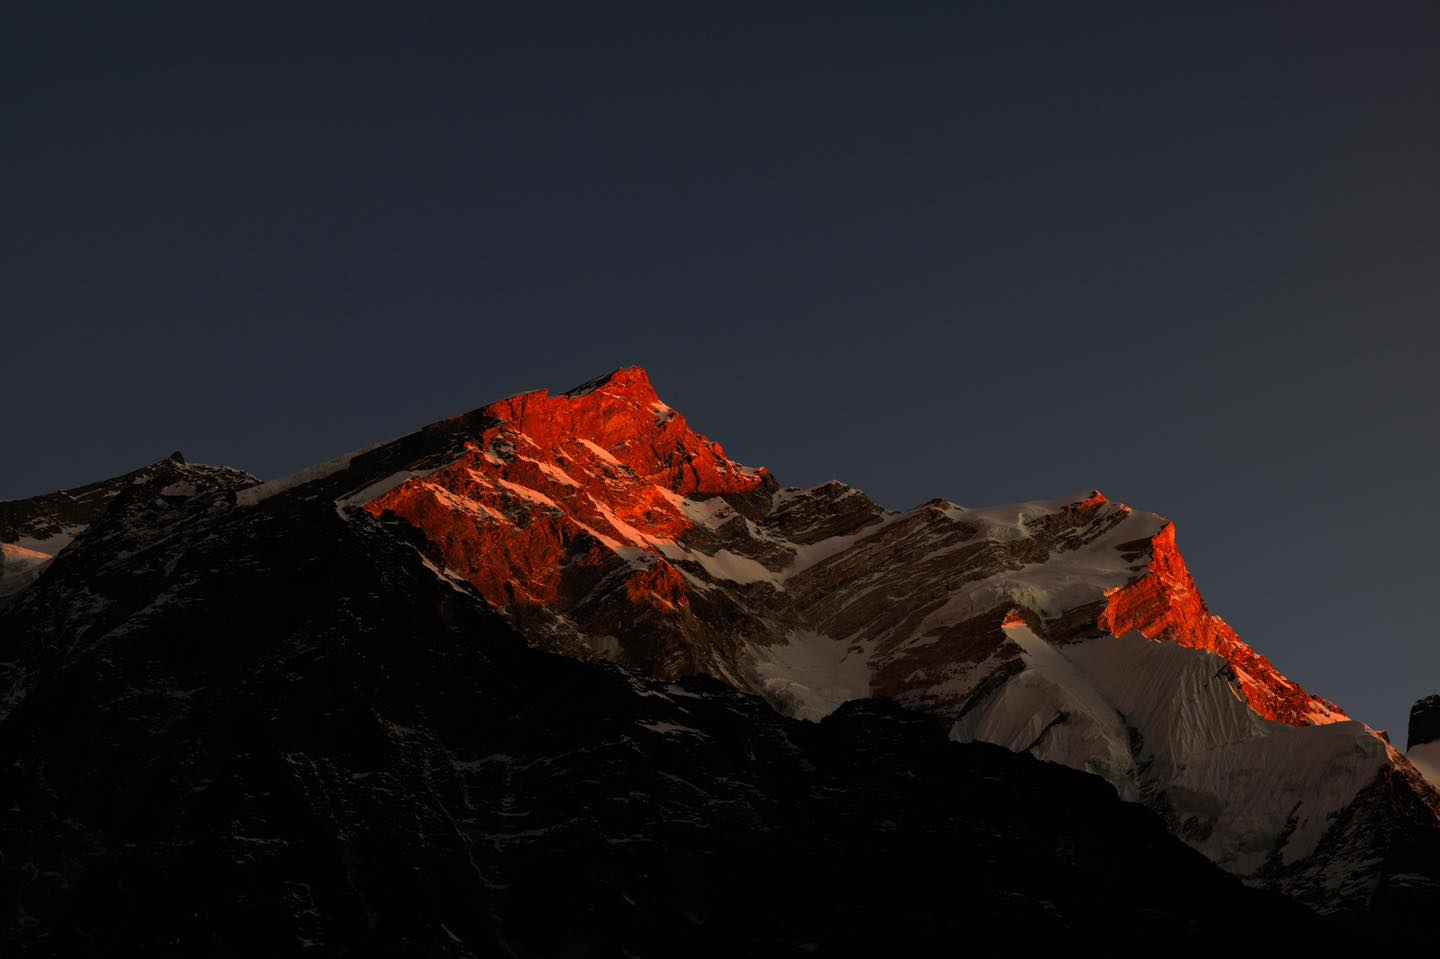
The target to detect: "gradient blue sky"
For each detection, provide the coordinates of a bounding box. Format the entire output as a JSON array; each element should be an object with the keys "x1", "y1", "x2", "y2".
[{"x1": 3, "y1": 2, "x2": 1437, "y2": 738}]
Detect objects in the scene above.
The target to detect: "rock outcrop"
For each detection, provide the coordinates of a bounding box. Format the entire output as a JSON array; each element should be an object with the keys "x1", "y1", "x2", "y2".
[
  {"x1": 1097, "y1": 521, "x2": 1346, "y2": 726},
  {"x1": 1411, "y1": 695, "x2": 1440, "y2": 750},
  {"x1": 1410, "y1": 694, "x2": 1440, "y2": 789}
]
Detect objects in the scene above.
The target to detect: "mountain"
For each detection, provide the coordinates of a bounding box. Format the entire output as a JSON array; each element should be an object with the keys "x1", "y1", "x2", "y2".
[
  {"x1": 3, "y1": 365, "x2": 1437, "y2": 949},
  {"x1": 313, "y1": 367, "x2": 1440, "y2": 919},
  {"x1": 0, "y1": 453, "x2": 255, "y2": 603},
  {"x1": 1412, "y1": 695, "x2": 1440, "y2": 788},
  {"x1": 0, "y1": 451, "x2": 1340, "y2": 956}
]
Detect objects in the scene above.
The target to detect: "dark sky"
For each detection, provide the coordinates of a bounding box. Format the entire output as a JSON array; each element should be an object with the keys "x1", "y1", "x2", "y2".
[{"x1": 4, "y1": 2, "x2": 1438, "y2": 739}]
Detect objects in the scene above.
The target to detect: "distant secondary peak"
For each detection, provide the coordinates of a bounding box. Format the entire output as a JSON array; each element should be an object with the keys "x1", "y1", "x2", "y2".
[{"x1": 1410, "y1": 695, "x2": 1440, "y2": 750}]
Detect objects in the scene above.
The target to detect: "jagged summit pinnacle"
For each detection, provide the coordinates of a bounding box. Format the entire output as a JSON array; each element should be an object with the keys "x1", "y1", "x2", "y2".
[{"x1": 561, "y1": 365, "x2": 653, "y2": 399}]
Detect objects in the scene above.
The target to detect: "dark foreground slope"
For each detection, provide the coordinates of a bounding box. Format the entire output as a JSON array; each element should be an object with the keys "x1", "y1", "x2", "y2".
[{"x1": 0, "y1": 458, "x2": 1342, "y2": 956}]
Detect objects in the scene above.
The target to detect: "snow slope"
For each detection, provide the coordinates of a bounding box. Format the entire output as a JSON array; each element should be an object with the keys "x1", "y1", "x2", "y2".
[
  {"x1": 1412, "y1": 743, "x2": 1440, "y2": 789},
  {"x1": 954, "y1": 622, "x2": 1390, "y2": 876},
  {"x1": 0, "y1": 544, "x2": 54, "y2": 599}
]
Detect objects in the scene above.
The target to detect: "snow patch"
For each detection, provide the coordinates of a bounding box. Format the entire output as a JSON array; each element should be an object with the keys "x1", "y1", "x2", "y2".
[
  {"x1": 497, "y1": 480, "x2": 561, "y2": 510},
  {"x1": 577, "y1": 438, "x2": 624, "y2": 468},
  {"x1": 429, "y1": 486, "x2": 509, "y2": 524},
  {"x1": 11, "y1": 525, "x2": 85, "y2": 557},
  {"x1": 530, "y1": 459, "x2": 581, "y2": 487},
  {"x1": 1411, "y1": 741, "x2": 1440, "y2": 790},
  {"x1": 951, "y1": 623, "x2": 1138, "y2": 795},
  {"x1": 783, "y1": 516, "x2": 897, "y2": 578},
  {"x1": 338, "y1": 468, "x2": 439, "y2": 506},
  {"x1": 636, "y1": 720, "x2": 710, "y2": 738},
  {"x1": 681, "y1": 547, "x2": 777, "y2": 586},
  {"x1": 748, "y1": 630, "x2": 873, "y2": 721},
  {"x1": 916, "y1": 502, "x2": 1164, "y2": 626},
  {"x1": 235, "y1": 441, "x2": 387, "y2": 507},
  {"x1": 0, "y1": 543, "x2": 54, "y2": 598},
  {"x1": 678, "y1": 495, "x2": 737, "y2": 529}
]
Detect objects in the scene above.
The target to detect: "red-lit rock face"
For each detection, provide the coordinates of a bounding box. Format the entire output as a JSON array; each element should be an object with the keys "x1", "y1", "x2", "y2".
[
  {"x1": 365, "y1": 368, "x2": 765, "y2": 624},
  {"x1": 364, "y1": 366, "x2": 1345, "y2": 732},
  {"x1": 481, "y1": 367, "x2": 763, "y2": 496},
  {"x1": 1098, "y1": 523, "x2": 1347, "y2": 726}
]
